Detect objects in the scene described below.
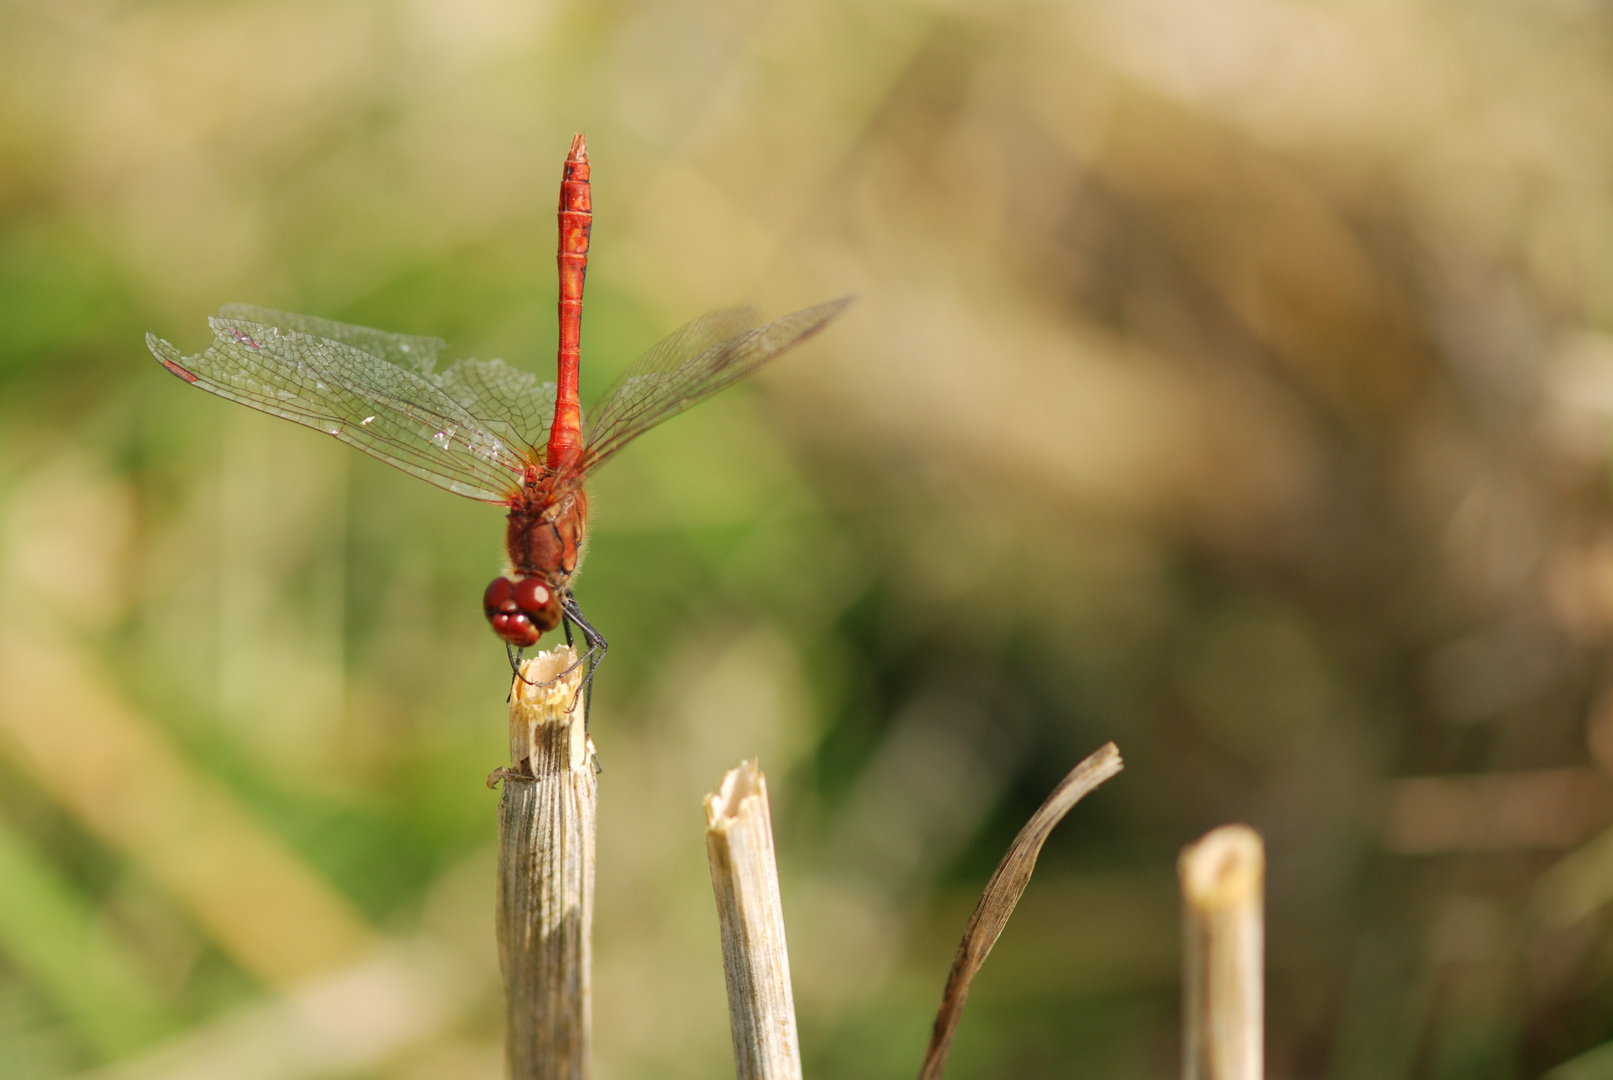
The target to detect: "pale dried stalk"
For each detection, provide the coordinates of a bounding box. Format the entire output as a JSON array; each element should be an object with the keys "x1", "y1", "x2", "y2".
[
  {"x1": 1180, "y1": 824, "x2": 1264, "y2": 1080},
  {"x1": 495, "y1": 646, "x2": 595, "y2": 1080},
  {"x1": 705, "y1": 761, "x2": 802, "y2": 1080},
  {"x1": 917, "y1": 741, "x2": 1124, "y2": 1080}
]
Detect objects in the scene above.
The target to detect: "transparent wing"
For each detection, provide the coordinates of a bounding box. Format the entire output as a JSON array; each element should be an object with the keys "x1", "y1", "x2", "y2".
[
  {"x1": 148, "y1": 317, "x2": 526, "y2": 503},
  {"x1": 434, "y1": 357, "x2": 558, "y2": 455},
  {"x1": 215, "y1": 305, "x2": 552, "y2": 448},
  {"x1": 580, "y1": 296, "x2": 852, "y2": 473},
  {"x1": 217, "y1": 303, "x2": 447, "y2": 374}
]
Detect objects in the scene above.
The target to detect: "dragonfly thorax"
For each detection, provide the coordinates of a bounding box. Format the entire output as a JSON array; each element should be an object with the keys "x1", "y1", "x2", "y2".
[{"x1": 506, "y1": 477, "x2": 588, "y2": 583}]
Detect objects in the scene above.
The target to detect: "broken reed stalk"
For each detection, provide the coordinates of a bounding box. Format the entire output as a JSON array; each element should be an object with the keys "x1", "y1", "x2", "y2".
[
  {"x1": 1180, "y1": 824, "x2": 1264, "y2": 1080},
  {"x1": 705, "y1": 761, "x2": 803, "y2": 1080},
  {"x1": 494, "y1": 646, "x2": 596, "y2": 1080},
  {"x1": 916, "y1": 741, "x2": 1124, "y2": 1080}
]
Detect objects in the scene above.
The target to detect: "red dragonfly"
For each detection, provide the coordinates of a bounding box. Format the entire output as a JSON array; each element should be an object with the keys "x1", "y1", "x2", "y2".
[{"x1": 148, "y1": 134, "x2": 849, "y2": 684}]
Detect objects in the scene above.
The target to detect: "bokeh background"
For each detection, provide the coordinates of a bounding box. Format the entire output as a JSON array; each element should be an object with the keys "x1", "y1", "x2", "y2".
[{"x1": 4, "y1": 0, "x2": 1613, "y2": 1077}]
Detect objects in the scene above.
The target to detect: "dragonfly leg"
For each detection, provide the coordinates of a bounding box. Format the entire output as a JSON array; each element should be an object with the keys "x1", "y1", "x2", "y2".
[
  {"x1": 507, "y1": 641, "x2": 527, "y2": 680},
  {"x1": 507, "y1": 642, "x2": 547, "y2": 698},
  {"x1": 562, "y1": 593, "x2": 608, "y2": 720},
  {"x1": 513, "y1": 598, "x2": 605, "y2": 722},
  {"x1": 550, "y1": 612, "x2": 583, "y2": 711}
]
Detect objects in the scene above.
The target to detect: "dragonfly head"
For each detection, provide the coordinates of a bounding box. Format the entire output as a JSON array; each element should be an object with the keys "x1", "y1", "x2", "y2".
[{"x1": 483, "y1": 575, "x2": 564, "y2": 647}]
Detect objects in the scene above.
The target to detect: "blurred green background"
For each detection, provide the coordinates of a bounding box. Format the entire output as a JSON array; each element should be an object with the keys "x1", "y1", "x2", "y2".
[{"x1": 4, "y1": 0, "x2": 1613, "y2": 1077}]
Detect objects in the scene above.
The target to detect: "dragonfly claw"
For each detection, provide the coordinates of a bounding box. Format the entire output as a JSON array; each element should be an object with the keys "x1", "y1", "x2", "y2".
[{"x1": 503, "y1": 596, "x2": 607, "y2": 718}]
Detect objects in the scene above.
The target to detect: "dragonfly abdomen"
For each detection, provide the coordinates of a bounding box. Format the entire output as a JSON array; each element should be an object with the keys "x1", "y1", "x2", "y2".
[{"x1": 546, "y1": 133, "x2": 590, "y2": 471}]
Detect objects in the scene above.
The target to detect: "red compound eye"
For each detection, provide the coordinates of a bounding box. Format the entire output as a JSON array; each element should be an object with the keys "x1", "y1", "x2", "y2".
[
  {"x1": 484, "y1": 576, "x2": 516, "y2": 616},
  {"x1": 490, "y1": 610, "x2": 541, "y2": 647},
  {"x1": 484, "y1": 576, "x2": 559, "y2": 641},
  {"x1": 512, "y1": 578, "x2": 551, "y2": 613},
  {"x1": 512, "y1": 577, "x2": 563, "y2": 633}
]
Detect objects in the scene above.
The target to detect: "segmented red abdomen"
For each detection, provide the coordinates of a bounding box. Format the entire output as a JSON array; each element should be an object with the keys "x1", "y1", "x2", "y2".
[{"x1": 547, "y1": 133, "x2": 590, "y2": 471}]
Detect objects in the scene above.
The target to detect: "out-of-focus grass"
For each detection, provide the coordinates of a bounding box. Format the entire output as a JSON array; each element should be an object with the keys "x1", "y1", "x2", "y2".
[{"x1": 6, "y1": 0, "x2": 1613, "y2": 1077}]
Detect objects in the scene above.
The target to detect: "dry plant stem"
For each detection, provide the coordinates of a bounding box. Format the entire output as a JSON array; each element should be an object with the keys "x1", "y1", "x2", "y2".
[
  {"x1": 496, "y1": 646, "x2": 595, "y2": 1080},
  {"x1": 705, "y1": 761, "x2": 803, "y2": 1080},
  {"x1": 917, "y1": 741, "x2": 1124, "y2": 1080},
  {"x1": 1180, "y1": 825, "x2": 1264, "y2": 1080}
]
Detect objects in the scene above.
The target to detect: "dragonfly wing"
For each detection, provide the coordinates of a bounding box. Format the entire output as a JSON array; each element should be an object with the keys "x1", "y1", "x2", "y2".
[
  {"x1": 580, "y1": 296, "x2": 852, "y2": 472},
  {"x1": 433, "y1": 358, "x2": 558, "y2": 457},
  {"x1": 216, "y1": 304, "x2": 447, "y2": 374},
  {"x1": 148, "y1": 317, "x2": 525, "y2": 503}
]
